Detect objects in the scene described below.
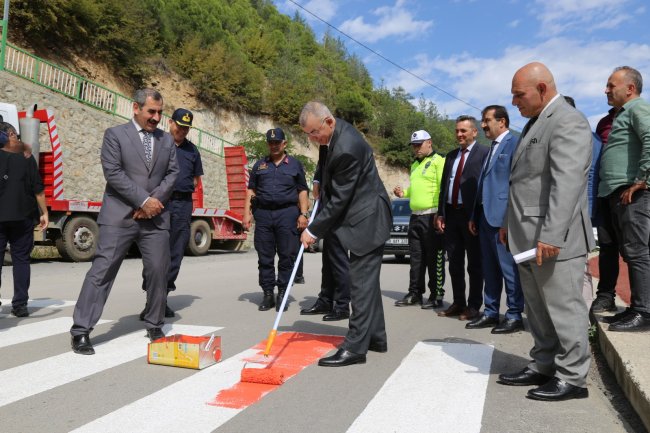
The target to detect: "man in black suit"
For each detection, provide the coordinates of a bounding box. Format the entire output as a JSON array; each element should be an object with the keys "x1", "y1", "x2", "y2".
[
  {"x1": 300, "y1": 149, "x2": 351, "y2": 321},
  {"x1": 299, "y1": 101, "x2": 392, "y2": 367},
  {"x1": 436, "y1": 115, "x2": 488, "y2": 321}
]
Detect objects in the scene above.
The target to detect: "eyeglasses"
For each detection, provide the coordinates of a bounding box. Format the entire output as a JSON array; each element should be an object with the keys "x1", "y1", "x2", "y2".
[{"x1": 306, "y1": 117, "x2": 329, "y2": 137}]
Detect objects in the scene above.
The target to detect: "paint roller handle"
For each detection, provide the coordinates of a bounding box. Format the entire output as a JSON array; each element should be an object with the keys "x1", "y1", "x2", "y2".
[{"x1": 263, "y1": 329, "x2": 278, "y2": 357}]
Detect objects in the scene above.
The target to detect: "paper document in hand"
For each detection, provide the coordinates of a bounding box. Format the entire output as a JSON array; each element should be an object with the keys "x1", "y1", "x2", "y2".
[{"x1": 513, "y1": 248, "x2": 536, "y2": 264}]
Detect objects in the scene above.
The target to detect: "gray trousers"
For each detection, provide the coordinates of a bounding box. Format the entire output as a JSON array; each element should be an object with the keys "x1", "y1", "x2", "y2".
[
  {"x1": 71, "y1": 222, "x2": 170, "y2": 336},
  {"x1": 518, "y1": 255, "x2": 591, "y2": 387}
]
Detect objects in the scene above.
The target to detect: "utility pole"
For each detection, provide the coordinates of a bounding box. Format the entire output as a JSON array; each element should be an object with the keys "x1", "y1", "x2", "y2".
[{"x1": 0, "y1": 0, "x2": 9, "y2": 71}]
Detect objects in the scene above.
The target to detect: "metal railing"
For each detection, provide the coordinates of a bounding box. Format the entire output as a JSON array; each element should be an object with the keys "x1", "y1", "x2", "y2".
[{"x1": 1, "y1": 43, "x2": 233, "y2": 156}]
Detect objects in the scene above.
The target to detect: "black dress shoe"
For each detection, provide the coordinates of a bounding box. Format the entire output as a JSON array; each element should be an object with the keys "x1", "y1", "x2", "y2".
[
  {"x1": 164, "y1": 304, "x2": 175, "y2": 318},
  {"x1": 608, "y1": 311, "x2": 650, "y2": 332},
  {"x1": 147, "y1": 327, "x2": 165, "y2": 342},
  {"x1": 318, "y1": 348, "x2": 366, "y2": 367},
  {"x1": 294, "y1": 276, "x2": 305, "y2": 284},
  {"x1": 395, "y1": 292, "x2": 423, "y2": 307},
  {"x1": 492, "y1": 318, "x2": 524, "y2": 334},
  {"x1": 498, "y1": 367, "x2": 552, "y2": 386},
  {"x1": 71, "y1": 334, "x2": 95, "y2": 355},
  {"x1": 258, "y1": 293, "x2": 275, "y2": 311},
  {"x1": 323, "y1": 310, "x2": 350, "y2": 321},
  {"x1": 601, "y1": 307, "x2": 633, "y2": 324},
  {"x1": 527, "y1": 377, "x2": 588, "y2": 401},
  {"x1": 465, "y1": 314, "x2": 499, "y2": 329},
  {"x1": 368, "y1": 341, "x2": 388, "y2": 353},
  {"x1": 300, "y1": 301, "x2": 332, "y2": 315}
]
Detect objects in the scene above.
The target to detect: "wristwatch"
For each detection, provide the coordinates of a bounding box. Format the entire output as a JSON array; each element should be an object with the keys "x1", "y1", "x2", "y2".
[{"x1": 301, "y1": 212, "x2": 309, "y2": 218}]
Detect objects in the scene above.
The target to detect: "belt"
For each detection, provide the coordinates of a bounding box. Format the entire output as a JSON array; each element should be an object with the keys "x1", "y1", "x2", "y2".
[
  {"x1": 412, "y1": 208, "x2": 437, "y2": 215},
  {"x1": 257, "y1": 202, "x2": 296, "y2": 211},
  {"x1": 170, "y1": 191, "x2": 193, "y2": 200}
]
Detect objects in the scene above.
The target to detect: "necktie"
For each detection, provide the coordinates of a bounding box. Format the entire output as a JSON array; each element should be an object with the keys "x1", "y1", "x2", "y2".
[
  {"x1": 451, "y1": 148, "x2": 468, "y2": 207},
  {"x1": 521, "y1": 116, "x2": 538, "y2": 138},
  {"x1": 482, "y1": 140, "x2": 498, "y2": 174},
  {"x1": 478, "y1": 141, "x2": 498, "y2": 205},
  {"x1": 142, "y1": 130, "x2": 152, "y2": 167}
]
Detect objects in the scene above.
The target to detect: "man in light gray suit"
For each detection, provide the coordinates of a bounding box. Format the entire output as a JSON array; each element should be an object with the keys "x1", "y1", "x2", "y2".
[
  {"x1": 497, "y1": 63, "x2": 594, "y2": 401},
  {"x1": 70, "y1": 88, "x2": 179, "y2": 355}
]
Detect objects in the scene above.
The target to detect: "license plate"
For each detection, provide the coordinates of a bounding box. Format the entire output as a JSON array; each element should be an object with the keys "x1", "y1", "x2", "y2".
[{"x1": 387, "y1": 238, "x2": 408, "y2": 245}]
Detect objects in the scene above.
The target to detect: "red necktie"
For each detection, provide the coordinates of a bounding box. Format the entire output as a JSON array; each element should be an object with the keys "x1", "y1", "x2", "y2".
[{"x1": 451, "y1": 148, "x2": 468, "y2": 207}]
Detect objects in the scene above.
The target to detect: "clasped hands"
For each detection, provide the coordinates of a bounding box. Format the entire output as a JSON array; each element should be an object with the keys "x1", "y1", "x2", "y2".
[{"x1": 133, "y1": 197, "x2": 164, "y2": 219}]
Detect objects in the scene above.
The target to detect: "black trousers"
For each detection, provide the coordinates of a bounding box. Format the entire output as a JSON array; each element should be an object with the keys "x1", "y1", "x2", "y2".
[
  {"x1": 0, "y1": 219, "x2": 34, "y2": 308},
  {"x1": 595, "y1": 197, "x2": 619, "y2": 300},
  {"x1": 317, "y1": 232, "x2": 351, "y2": 313},
  {"x1": 407, "y1": 213, "x2": 445, "y2": 296},
  {"x1": 444, "y1": 205, "x2": 483, "y2": 309}
]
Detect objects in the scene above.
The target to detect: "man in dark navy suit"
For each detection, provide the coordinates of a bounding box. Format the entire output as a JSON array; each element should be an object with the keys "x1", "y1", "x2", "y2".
[{"x1": 436, "y1": 115, "x2": 488, "y2": 321}]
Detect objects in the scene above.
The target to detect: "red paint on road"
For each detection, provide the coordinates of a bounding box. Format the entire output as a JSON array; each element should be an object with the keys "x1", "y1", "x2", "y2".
[{"x1": 209, "y1": 332, "x2": 343, "y2": 409}]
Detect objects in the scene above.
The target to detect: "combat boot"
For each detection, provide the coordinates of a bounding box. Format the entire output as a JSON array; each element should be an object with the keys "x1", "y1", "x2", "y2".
[
  {"x1": 259, "y1": 291, "x2": 275, "y2": 311},
  {"x1": 276, "y1": 290, "x2": 288, "y2": 312}
]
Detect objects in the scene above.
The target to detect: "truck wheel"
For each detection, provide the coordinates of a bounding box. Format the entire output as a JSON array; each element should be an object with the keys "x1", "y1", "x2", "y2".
[
  {"x1": 55, "y1": 216, "x2": 99, "y2": 262},
  {"x1": 186, "y1": 219, "x2": 211, "y2": 256}
]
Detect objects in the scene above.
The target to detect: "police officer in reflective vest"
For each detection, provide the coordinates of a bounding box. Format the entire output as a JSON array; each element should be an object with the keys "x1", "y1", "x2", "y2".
[
  {"x1": 243, "y1": 128, "x2": 309, "y2": 312},
  {"x1": 139, "y1": 108, "x2": 203, "y2": 319},
  {"x1": 393, "y1": 130, "x2": 446, "y2": 308}
]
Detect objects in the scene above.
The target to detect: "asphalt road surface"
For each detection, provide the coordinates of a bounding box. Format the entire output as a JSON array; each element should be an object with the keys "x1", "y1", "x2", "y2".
[{"x1": 0, "y1": 250, "x2": 644, "y2": 433}]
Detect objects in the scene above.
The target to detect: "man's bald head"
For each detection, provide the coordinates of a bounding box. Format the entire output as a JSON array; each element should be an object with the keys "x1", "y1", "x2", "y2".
[{"x1": 511, "y1": 62, "x2": 559, "y2": 118}]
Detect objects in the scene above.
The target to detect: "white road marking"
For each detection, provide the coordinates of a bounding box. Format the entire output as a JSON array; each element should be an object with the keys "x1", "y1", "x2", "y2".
[
  {"x1": 0, "y1": 317, "x2": 111, "y2": 348},
  {"x1": 0, "y1": 324, "x2": 221, "y2": 408},
  {"x1": 72, "y1": 348, "x2": 259, "y2": 433},
  {"x1": 347, "y1": 341, "x2": 494, "y2": 433},
  {"x1": 0, "y1": 298, "x2": 77, "y2": 313}
]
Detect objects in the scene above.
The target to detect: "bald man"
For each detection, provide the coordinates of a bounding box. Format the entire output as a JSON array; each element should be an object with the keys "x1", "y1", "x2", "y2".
[{"x1": 497, "y1": 62, "x2": 595, "y2": 401}]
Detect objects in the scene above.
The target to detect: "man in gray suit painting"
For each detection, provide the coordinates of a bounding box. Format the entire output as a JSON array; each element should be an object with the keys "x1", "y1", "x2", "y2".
[
  {"x1": 497, "y1": 63, "x2": 594, "y2": 401},
  {"x1": 70, "y1": 88, "x2": 179, "y2": 354}
]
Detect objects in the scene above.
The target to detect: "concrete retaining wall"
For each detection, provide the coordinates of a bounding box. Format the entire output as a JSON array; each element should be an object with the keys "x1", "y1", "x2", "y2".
[{"x1": 0, "y1": 71, "x2": 228, "y2": 208}]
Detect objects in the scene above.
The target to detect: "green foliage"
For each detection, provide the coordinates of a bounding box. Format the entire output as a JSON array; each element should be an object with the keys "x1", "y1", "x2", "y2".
[
  {"x1": 8, "y1": 0, "x2": 459, "y2": 169},
  {"x1": 237, "y1": 129, "x2": 315, "y2": 178}
]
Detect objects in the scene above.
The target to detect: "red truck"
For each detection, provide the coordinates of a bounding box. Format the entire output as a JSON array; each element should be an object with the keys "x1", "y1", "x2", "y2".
[{"x1": 14, "y1": 106, "x2": 247, "y2": 261}]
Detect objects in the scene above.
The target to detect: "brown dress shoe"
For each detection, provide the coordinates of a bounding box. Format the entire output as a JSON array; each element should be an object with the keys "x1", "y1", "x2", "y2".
[
  {"x1": 437, "y1": 303, "x2": 465, "y2": 317},
  {"x1": 459, "y1": 307, "x2": 479, "y2": 321}
]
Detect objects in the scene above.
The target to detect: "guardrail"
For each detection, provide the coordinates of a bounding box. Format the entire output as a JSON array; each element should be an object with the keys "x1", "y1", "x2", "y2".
[{"x1": 1, "y1": 43, "x2": 233, "y2": 156}]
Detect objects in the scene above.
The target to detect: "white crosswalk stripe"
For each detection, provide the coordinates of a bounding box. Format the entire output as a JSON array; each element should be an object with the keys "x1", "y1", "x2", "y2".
[
  {"x1": 72, "y1": 348, "x2": 259, "y2": 433},
  {"x1": 0, "y1": 303, "x2": 498, "y2": 433},
  {"x1": 0, "y1": 322, "x2": 221, "y2": 408},
  {"x1": 0, "y1": 317, "x2": 111, "y2": 348},
  {"x1": 0, "y1": 298, "x2": 77, "y2": 317},
  {"x1": 347, "y1": 341, "x2": 494, "y2": 433}
]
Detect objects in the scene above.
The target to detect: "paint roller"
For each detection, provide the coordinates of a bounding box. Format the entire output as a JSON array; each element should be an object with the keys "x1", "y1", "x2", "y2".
[{"x1": 240, "y1": 200, "x2": 320, "y2": 386}]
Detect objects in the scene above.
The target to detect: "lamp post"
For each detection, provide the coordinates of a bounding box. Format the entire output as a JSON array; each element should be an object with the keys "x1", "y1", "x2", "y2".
[{"x1": 0, "y1": 0, "x2": 9, "y2": 71}]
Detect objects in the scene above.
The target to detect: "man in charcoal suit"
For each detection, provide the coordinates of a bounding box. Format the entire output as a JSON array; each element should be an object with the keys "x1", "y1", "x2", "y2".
[{"x1": 299, "y1": 101, "x2": 392, "y2": 367}]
